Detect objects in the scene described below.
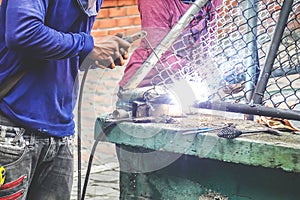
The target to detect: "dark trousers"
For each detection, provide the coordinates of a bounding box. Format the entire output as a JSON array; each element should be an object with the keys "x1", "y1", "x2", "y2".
[{"x1": 0, "y1": 112, "x2": 74, "y2": 200}]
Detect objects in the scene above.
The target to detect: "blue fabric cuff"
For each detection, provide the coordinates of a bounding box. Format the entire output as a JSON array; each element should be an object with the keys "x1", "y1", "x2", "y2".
[{"x1": 79, "y1": 33, "x2": 94, "y2": 60}]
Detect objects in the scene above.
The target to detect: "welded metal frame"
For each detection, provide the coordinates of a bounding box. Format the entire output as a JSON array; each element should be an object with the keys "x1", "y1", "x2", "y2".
[
  {"x1": 124, "y1": 0, "x2": 300, "y2": 121},
  {"x1": 196, "y1": 0, "x2": 300, "y2": 121},
  {"x1": 251, "y1": 0, "x2": 295, "y2": 105}
]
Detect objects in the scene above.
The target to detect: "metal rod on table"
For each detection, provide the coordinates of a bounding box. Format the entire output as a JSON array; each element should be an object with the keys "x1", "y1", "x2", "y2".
[
  {"x1": 251, "y1": 0, "x2": 294, "y2": 104},
  {"x1": 123, "y1": 0, "x2": 208, "y2": 89},
  {"x1": 194, "y1": 100, "x2": 300, "y2": 121}
]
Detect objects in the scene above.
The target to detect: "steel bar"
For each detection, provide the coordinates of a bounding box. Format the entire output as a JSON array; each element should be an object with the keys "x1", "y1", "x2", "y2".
[
  {"x1": 271, "y1": 66, "x2": 300, "y2": 77},
  {"x1": 194, "y1": 101, "x2": 300, "y2": 121},
  {"x1": 243, "y1": 0, "x2": 259, "y2": 101},
  {"x1": 242, "y1": 0, "x2": 259, "y2": 120},
  {"x1": 251, "y1": 0, "x2": 294, "y2": 104},
  {"x1": 124, "y1": 0, "x2": 208, "y2": 89}
]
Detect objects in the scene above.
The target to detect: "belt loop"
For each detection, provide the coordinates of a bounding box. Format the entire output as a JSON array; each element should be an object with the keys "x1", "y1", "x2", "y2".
[
  {"x1": 0, "y1": 126, "x2": 7, "y2": 142},
  {"x1": 12, "y1": 128, "x2": 25, "y2": 144},
  {"x1": 29, "y1": 133, "x2": 35, "y2": 147}
]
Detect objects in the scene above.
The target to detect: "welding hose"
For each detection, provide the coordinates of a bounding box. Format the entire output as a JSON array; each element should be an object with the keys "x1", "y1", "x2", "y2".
[
  {"x1": 81, "y1": 139, "x2": 98, "y2": 200},
  {"x1": 81, "y1": 122, "x2": 118, "y2": 200},
  {"x1": 77, "y1": 66, "x2": 91, "y2": 200},
  {"x1": 77, "y1": 66, "x2": 103, "y2": 200},
  {"x1": 77, "y1": 68, "x2": 116, "y2": 200},
  {"x1": 77, "y1": 32, "x2": 146, "y2": 200}
]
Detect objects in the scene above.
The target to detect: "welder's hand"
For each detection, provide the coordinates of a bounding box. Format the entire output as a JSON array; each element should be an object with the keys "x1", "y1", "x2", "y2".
[{"x1": 87, "y1": 35, "x2": 131, "y2": 69}]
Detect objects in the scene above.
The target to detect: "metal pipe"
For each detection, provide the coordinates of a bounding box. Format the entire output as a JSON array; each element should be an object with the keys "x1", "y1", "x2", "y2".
[
  {"x1": 124, "y1": 0, "x2": 208, "y2": 89},
  {"x1": 194, "y1": 101, "x2": 300, "y2": 121},
  {"x1": 242, "y1": 0, "x2": 259, "y2": 120},
  {"x1": 271, "y1": 66, "x2": 300, "y2": 77},
  {"x1": 251, "y1": 0, "x2": 294, "y2": 104},
  {"x1": 77, "y1": 66, "x2": 91, "y2": 200}
]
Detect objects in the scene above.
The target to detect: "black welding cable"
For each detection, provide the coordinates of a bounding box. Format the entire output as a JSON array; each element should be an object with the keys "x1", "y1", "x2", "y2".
[
  {"x1": 81, "y1": 123, "x2": 117, "y2": 200},
  {"x1": 77, "y1": 66, "x2": 91, "y2": 200},
  {"x1": 80, "y1": 139, "x2": 99, "y2": 200},
  {"x1": 77, "y1": 66, "x2": 117, "y2": 200}
]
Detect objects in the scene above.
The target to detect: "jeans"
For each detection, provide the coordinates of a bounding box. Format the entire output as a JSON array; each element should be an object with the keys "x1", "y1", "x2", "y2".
[{"x1": 0, "y1": 113, "x2": 74, "y2": 200}]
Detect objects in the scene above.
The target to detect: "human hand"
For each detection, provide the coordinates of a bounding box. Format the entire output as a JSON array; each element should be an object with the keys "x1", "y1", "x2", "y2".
[{"x1": 87, "y1": 35, "x2": 131, "y2": 69}]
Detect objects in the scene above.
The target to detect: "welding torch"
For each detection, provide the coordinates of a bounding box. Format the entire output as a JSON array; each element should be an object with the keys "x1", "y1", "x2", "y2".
[
  {"x1": 115, "y1": 30, "x2": 147, "y2": 60},
  {"x1": 80, "y1": 31, "x2": 147, "y2": 70},
  {"x1": 122, "y1": 31, "x2": 147, "y2": 43}
]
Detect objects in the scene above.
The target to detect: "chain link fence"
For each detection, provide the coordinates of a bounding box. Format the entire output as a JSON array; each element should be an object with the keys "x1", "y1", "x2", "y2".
[{"x1": 124, "y1": 0, "x2": 300, "y2": 121}]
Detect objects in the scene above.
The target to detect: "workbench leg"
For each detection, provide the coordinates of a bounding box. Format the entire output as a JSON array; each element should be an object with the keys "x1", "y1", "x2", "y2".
[{"x1": 116, "y1": 145, "x2": 207, "y2": 200}]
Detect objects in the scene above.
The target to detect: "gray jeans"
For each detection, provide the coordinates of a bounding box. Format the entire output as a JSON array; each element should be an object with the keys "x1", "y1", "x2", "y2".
[{"x1": 0, "y1": 114, "x2": 74, "y2": 200}]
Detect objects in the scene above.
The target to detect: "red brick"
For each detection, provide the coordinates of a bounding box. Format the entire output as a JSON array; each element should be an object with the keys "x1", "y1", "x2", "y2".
[
  {"x1": 132, "y1": 16, "x2": 141, "y2": 25},
  {"x1": 102, "y1": 0, "x2": 136, "y2": 8},
  {"x1": 125, "y1": 27, "x2": 141, "y2": 35},
  {"x1": 91, "y1": 30, "x2": 109, "y2": 37},
  {"x1": 125, "y1": 5, "x2": 140, "y2": 15},
  {"x1": 108, "y1": 29, "x2": 127, "y2": 36},
  {"x1": 116, "y1": 17, "x2": 135, "y2": 27},
  {"x1": 117, "y1": 0, "x2": 136, "y2": 6},
  {"x1": 97, "y1": 8, "x2": 109, "y2": 19},
  {"x1": 94, "y1": 18, "x2": 117, "y2": 29},
  {"x1": 105, "y1": 26, "x2": 141, "y2": 37},
  {"x1": 92, "y1": 20, "x2": 100, "y2": 29},
  {"x1": 108, "y1": 7, "x2": 126, "y2": 18},
  {"x1": 102, "y1": 0, "x2": 118, "y2": 8},
  {"x1": 92, "y1": 0, "x2": 140, "y2": 37}
]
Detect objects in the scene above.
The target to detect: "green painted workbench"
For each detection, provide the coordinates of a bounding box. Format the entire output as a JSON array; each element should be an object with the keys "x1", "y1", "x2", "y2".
[{"x1": 94, "y1": 113, "x2": 300, "y2": 200}]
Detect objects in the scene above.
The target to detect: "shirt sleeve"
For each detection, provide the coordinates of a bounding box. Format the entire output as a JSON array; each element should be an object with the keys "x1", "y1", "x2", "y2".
[{"x1": 4, "y1": 0, "x2": 94, "y2": 60}]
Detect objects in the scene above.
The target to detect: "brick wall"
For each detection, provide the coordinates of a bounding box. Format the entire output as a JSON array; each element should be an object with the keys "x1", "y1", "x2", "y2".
[
  {"x1": 0, "y1": 0, "x2": 141, "y2": 37},
  {"x1": 91, "y1": 0, "x2": 141, "y2": 37}
]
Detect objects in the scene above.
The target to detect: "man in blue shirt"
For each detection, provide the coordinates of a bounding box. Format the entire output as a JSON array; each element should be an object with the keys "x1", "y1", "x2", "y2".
[{"x1": 0, "y1": 0, "x2": 131, "y2": 199}]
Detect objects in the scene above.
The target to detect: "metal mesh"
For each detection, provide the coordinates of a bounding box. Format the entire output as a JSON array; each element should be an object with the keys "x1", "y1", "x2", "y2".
[{"x1": 127, "y1": 0, "x2": 300, "y2": 120}]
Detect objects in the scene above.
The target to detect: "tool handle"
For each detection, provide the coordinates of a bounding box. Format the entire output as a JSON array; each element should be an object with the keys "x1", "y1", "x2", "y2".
[{"x1": 123, "y1": 31, "x2": 147, "y2": 43}]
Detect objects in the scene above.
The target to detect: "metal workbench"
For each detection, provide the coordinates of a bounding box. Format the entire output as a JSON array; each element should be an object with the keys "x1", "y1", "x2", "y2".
[{"x1": 94, "y1": 113, "x2": 300, "y2": 199}]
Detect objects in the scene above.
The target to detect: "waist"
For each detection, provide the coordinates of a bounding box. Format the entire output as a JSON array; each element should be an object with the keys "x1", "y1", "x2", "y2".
[
  {"x1": 0, "y1": 110, "x2": 64, "y2": 139},
  {"x1": 0, "y1": 110, "x2": 17, "y2": 127}
]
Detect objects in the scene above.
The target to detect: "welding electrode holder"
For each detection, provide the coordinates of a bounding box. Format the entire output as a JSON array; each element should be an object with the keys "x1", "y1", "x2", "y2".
[
  {"x1": 122, "y1": 31, "x2": 147, "y2": 43},
  {"x1": 79, "y1": 31, "x2": 147, "y2": 71}
]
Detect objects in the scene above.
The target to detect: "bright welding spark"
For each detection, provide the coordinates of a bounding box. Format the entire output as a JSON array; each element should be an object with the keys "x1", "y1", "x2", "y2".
[{"x1": 167, "y1": 79, "x2": 210, "y2": 110}]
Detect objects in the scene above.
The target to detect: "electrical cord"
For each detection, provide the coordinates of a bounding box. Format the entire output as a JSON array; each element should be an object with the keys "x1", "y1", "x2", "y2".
[
  {"x1": 80, "y1": 140, "x2": 98, "y2": 200},
  {"x1": 81, "y1": 122, "x2": 117, "y2": 200},
  {"x1": 77, "y1": 65, "x2": 126, "y2": 200},
  {"x1": 77, "y1": 31, "x2": 146, "y2": 200},
  {"x1": 77, "y1": 66, "x2": 91, "y2": 200}
]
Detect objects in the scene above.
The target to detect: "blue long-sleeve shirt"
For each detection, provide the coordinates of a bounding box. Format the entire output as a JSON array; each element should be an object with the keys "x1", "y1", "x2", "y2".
[{"x1": 0, "y1": 0, "x2": 102, "y2": 137}]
